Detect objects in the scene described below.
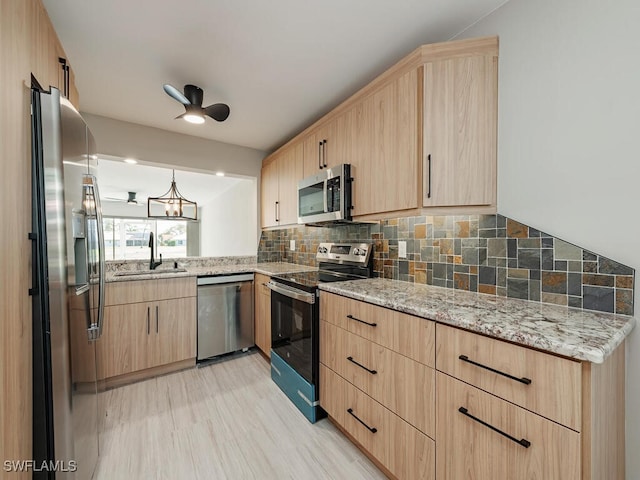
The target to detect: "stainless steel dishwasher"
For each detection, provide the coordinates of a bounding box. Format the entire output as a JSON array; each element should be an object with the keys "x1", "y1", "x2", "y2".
[{"x1": 197, "y1": 274, "x2": 254, "y2": 361}]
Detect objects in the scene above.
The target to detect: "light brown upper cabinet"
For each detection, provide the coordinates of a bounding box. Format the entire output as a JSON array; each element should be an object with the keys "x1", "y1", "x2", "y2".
[
  {"x1": 262, "y1": 36, "x2": 498, "y2": 223},
  {"x1": 423, "y1": 54, "x2": 497, "y2": 207},
  {"x1": 261, "y1": 141, "x2": 303, "y2": 227},
  {"x1": 351, "y1": 69, "x2": 419, "y2": 216},
  {"x1": 29, "y1": 0, "x2": 80, "y2": 109},
  {"x1": 302, "y1": 112, "x2": 351, "y2": 177}
]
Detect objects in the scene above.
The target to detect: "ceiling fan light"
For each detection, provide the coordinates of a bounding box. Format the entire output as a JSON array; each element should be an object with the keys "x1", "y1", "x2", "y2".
[{"x1": 183, "y1": 113, "x2": 205, "y2": 124}]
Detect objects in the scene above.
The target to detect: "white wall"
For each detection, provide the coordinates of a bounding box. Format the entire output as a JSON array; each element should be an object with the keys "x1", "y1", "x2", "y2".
[
  {"x1": 83, "y1": 113, "x2": 266, "y2": 178},
  {"x1": 83, "y1": 112, "x2": 265, "y2": 245},
  {"x1": 199, "y1": 178, "x2": 258, "y2": 257},
  {"x1": 456, "y1": 0, "x2": 640, "y2": 476}
]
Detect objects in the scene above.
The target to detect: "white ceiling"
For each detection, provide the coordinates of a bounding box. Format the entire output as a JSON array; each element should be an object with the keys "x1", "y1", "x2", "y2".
[
  {"x1": 42, "y1": 0, "x2": 507, "y2": 152},
  {"x1": 97, "y1": 157, "x2": 242, "y2": 206}
]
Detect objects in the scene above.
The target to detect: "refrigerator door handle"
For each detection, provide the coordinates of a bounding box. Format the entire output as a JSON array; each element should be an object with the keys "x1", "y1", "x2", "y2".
[
  {"x1": 83, "y1": 175, "x2": 106, "y2": 340},
  {"x1": 91, "y1": 175, "x2": 106, "y2": 339}
]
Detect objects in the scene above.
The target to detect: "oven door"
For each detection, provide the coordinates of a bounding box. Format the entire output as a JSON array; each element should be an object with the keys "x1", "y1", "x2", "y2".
[{"x1": 267, "y1": 281, "x2": 318, "y2": 385}]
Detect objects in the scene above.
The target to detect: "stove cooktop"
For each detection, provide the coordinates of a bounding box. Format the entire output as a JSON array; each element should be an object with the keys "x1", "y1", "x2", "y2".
[
  {"x1": 272, "y1": 269, "x2": 369, "y2": 292},
  {"x1": 272, "y1": 242, "x2": 373, "y2": 293}
]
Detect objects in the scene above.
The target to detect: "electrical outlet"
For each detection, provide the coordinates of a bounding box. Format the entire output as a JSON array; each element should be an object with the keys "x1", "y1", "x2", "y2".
[
  {"x1": 398, "y1": 240, "x2": 407, "y2": 259},
  {"x1": 290, "y1": 240, "x2": 295, "y2": 251}
]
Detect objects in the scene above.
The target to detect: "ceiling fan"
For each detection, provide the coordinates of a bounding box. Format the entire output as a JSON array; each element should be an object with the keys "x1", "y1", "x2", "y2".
[
  {"x1": 163, "y1": 84, "x2": 230, "y2": 124},
  {"x1": 103, "y1": 192, "x2": 145, "y2": 206}
]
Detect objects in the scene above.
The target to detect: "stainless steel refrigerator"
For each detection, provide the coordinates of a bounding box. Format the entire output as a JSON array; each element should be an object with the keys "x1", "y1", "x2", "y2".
[{"x1": 31, "y1": 87, "x2": 105, "y2": 479}]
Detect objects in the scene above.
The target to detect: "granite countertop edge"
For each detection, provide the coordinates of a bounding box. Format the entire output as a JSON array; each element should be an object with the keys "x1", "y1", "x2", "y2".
[
  {"x1": 318, "y1": 279, "x2": 636, "y2": 364},
  {"x1": 105, "y1": 262, "x2": 316, "y2": 283}
]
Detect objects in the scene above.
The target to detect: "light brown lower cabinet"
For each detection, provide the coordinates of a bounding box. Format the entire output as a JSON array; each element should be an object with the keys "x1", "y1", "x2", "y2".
[
  {"x1": 97, "y1": 288, "x2": 196, "y2": 381},
  {"x1": 99, "y1": 302, "x2": 153, "y2": 378},
  {"x1": 436, "y1": 371, "x2": 580, "y2": 480},
  {"x1": 320, "y1": 365, "x2": 435, "y2": 480},
  {"x1": 320, "y1": 295, "x2": 626, "y2": 480},
  {"x1": 254, "y1": 273, "x2": 271, "y2": 357},
  {"x1": 320, "y1": 320, "x2": 435, "y2": 437}
]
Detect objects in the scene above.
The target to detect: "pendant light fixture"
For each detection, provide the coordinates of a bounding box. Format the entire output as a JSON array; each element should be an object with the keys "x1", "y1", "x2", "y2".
[{"x1": 147, "y1": 170, "x2": 197, "y2": 220}]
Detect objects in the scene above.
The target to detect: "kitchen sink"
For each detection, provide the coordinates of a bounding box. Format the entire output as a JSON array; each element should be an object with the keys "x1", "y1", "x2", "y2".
[{"x1": 113, "y1": 268, "x2": 188, "y2": 277}]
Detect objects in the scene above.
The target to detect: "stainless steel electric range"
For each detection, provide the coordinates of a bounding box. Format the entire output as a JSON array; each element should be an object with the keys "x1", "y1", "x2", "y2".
[{"x1": 267, "y1": 242, "x2": 373, "y2": 422}]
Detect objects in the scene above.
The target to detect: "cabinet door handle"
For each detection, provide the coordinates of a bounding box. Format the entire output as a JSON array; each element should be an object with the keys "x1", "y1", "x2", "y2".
[
  {"x1": 458, "y1": 355, "x2": 532, "y2": 385},
  {"x1": 347, "y1": 356, "x2": 377, "y2": 375},
  {"x1": 458, "y1": 407, "x2": 531, "y2": 448},
  {"x1": 346, "y1": 314, "x2": 377, "y2": 327},
  {"x1": 318, "y1": 141, "x2": 323, "y2": 170},
  {"x1": 322, "y1": 139, "x2": 328, "y2": 167},
  {"x1": 347, "y1": 408, "x2": 377, "y2": 433},
  {"x1": 156, "y1": 305, "x2": 159, "y2": 333},
  {"x1": 427, "y1": 154, "x2": 432, "y2": 199},
  {"x1": 146, "y1": 306, "x2": 150, "y2": 335},
  {"x1": 274, "y1": 201, "x2": 279, "y2": 223}
]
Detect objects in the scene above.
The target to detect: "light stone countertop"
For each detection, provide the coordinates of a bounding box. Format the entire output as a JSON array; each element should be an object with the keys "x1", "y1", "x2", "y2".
[
  {"x1": 105, "y1": 262, "x2": 316, "y2": 283},
  {"x1": 319, "y1": 278, "x2": 636, "y2": 364}
]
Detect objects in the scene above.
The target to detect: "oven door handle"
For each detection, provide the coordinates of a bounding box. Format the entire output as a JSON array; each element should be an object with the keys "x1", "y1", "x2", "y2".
[{"x1": 266, "y1": 281, "x2": 316, "y2": 304}]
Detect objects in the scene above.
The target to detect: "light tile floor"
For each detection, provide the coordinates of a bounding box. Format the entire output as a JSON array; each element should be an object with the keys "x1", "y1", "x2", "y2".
[{"x1": 93, "y1": 352, "x2": 386, "y2": 479}]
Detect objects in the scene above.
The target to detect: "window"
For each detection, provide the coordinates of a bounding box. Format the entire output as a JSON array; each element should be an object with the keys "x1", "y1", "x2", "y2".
[{"x1": 103, "y1": 217, "x2": 192, "y2": 260}]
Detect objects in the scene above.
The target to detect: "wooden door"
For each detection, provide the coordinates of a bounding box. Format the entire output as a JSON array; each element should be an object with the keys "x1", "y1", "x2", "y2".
[
  {"x1": 254, "y1": 274, "x2": 271, "y2": 356},
  {"x1": 97, "y1": 302, "x2": 153, "y2": 379},
  {"x1": 303, "y1": 115, "x2": 351, "y2": 178},
  {"x1": 303, "y1": 128, "x2": 324, "y2": 176},
  {"x1": 277, "y1": 142, "x2": 303, "y2": 225},
  {"x1": 354, "y1": 70, "x2": 419, "y2": 216},
  {"x1": 155, "y1": 297, "x2": 196, "y2": 366},
  {"x1": 436, "y1": 372, "x2": 580, "y2": 480},
  {"x1": 260, "y1": 157, "x2": 279, "y2": 227},
  {"x1": 423, "y1": 55, "x2": 497, "y2": 207}
]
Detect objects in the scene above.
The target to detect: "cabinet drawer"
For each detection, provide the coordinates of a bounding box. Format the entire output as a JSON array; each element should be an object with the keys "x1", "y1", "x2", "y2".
[
  {"x1": 105, "y1": 280, "x2": 156, "y2": 305},
  {"x1": 436, "y1": 324, "x2": 581, "y2": 430},
  {"x1": 155, "y1": 277, "x2": 196, "y2": 299},
  {"x1": 105, "y1": 277, "x2": 196, "y2": 305},
  {"x1": 320, "y1": 292, "x2": 435, "y2": 367},
  {"x1": 436, "y1": 372, "x2": 580, "y2": 480},
  {"x1": 321, "y1": 364, "x2": 435, "y2": 480},
  {"x1": 321, "y1": 321, "x2": 435, "y2": 437}
]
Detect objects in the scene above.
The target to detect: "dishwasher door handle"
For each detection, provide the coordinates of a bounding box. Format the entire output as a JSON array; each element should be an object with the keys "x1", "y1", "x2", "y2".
[
  {"x1": 197, "y1": 273, "x2": 255, "y2": 286},
  {"x1": 266, "y1": 281, "x2": 315, "y2": 304}
]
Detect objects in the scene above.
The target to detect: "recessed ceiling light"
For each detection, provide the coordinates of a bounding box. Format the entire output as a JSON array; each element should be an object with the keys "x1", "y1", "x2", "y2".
[
  {"x1": 216, "y1": 172, "x2": 225, "y2": 177},
  {"x1": 124, "y1": 158, "x2": 138, "y2": 164}
]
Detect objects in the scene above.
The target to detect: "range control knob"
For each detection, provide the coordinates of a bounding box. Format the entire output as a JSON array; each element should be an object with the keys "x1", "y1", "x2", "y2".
[{"x1": 318, "y1": 247, "x2": 327, "y2": 254}]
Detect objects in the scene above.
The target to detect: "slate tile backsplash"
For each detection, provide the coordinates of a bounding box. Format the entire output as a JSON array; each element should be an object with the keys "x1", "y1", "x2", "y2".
[{"x1": 257, "y1": 214, "x2": 635, "y2": 315}]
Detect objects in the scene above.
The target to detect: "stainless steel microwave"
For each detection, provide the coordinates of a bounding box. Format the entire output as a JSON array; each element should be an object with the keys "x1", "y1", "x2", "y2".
[{"x1": 297, "y1": 164, "x2": 352, "y2": 224}]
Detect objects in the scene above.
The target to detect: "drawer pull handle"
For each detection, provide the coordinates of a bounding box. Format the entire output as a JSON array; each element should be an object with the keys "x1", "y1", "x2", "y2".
[
  {"x1": 346, "y1": 314, "x2": 377, "y2": 327},
  {"x1": 458, "y1": 407, "x2": 531, "y2": 448},
  {"x1": 347, "y1": 356, "x2": 377, "y2": 375},
  {"x1": 458, "y1": 355, "x2": 532, "y2": 385},
  {"x1": 347, "y1": 408, "x2": 377, "y2": 433}
]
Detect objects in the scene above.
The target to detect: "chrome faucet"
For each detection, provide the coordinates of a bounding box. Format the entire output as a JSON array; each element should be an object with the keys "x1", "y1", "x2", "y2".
[{"x1": 148, "y1": 232, "x2": 162, "y2": 270}]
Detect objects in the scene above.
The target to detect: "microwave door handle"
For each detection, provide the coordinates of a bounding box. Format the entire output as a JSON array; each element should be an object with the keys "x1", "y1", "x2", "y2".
[{"x1": 323, "y1": 179, "x2": 328, "y2": 213}]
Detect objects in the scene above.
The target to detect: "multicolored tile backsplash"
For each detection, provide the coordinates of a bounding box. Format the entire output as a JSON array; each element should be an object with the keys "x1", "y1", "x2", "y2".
[{"x1": 257, "y1": 214, "x2": 635, "y2": 316}]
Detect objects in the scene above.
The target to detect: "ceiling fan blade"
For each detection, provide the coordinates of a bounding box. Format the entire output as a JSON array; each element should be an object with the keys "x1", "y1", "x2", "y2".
[
  {"x1": 163, "y1": 84, "x2": 190, "y2": 105},
  {"x1": 184, "y1": 84, "x2": 204, "y2": 107},
  {"x1": 204, "y1": 103, "x2": 230, "y2": 122}
]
